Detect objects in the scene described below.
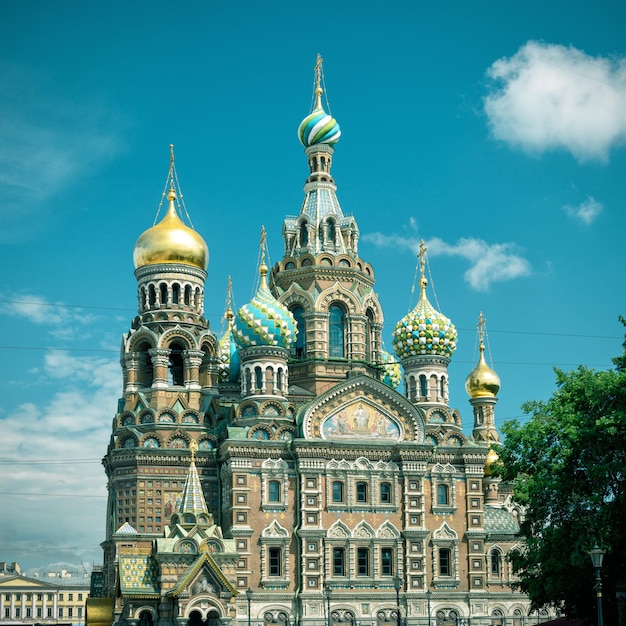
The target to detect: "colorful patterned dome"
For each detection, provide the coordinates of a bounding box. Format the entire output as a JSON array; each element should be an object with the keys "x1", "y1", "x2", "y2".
[
  {"x1": 233, "y1": 264, "x2": 296, "y2": 349},
  {"x1": 392, "y1": 277, "x2": 457, "y2": 359},
  {"x1": 465, "y1": 343, "x2": 500, "y2": 398},
  {"x1": 219, "y1": 309, "x2": 241, "y2": 382},
  {"x1": 298, "y1": 81, "x2": 341, "y2": 148},
  {"x1": 133, "y1": 188, "x2": 208, "y2": 271},
  {"x1": 381, "y1": 351, "x2": 402, "y2": 388}
]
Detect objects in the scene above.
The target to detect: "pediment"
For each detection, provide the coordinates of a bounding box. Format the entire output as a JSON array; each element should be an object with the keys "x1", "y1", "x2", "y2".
[{"x1": 300, "y1": 375, "x2": 424, "y2": 442}]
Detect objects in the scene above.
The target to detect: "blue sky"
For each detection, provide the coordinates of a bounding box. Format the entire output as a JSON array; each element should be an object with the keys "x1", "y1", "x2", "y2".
[{"x1": 1, "y1": 0, "x2": 625, "y2": 574}]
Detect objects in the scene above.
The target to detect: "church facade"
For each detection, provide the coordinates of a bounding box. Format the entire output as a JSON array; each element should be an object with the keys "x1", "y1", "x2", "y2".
[{"x1": 87, "y1": 60, "x2": 553, "y2": 626}]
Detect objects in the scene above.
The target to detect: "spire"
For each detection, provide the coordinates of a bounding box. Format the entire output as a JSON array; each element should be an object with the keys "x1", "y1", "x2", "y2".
[
  {"x1": 259, "y1": 225, "x2": 269, "y2": 289},
  {"x1": 465, "y1": 312, "x2": 501, "y2": 399},
  {"x1": 178, "y1": 440, "x2": 209, "y2": 517}
]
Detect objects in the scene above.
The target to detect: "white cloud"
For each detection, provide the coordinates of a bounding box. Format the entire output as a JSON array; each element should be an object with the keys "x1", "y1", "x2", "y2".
[
  {"x1": 364, "y1": 232, "x2": 531, "y2": 291},
  {"x1": 563, "y1": 197, "x2": 603, "y2": 224},
  {"x1": 0, "y1": 294, "x2": 98, "y2": 339},
  {"x1": 0, "y1": 61, "x2": 123, "y2": 241},
  {"x1": 484, "y1": 41, "x2": 626, "y2": 161},
  {"x1": 0, "y1": 350, "x2": 119, "y2": 570}
]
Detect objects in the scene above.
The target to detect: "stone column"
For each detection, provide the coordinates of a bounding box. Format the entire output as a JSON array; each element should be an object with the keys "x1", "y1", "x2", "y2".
[
  {"x1": 183, "y1": 350, "x2": 204, "y2": 390},
  {"x1": 149, "y1": 348, "x2": 170, "y2": 389}
]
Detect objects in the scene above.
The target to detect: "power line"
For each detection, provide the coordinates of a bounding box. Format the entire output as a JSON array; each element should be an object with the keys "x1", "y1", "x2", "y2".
[{"x1": 0, "y1": 492, "x2": 106, "y2": 498}]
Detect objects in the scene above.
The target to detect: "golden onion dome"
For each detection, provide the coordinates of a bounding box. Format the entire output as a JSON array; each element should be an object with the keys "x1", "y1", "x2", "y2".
[
  {"x1": 465, "y1": 343, "x2": 500, "y2": 398},
  {"x1": 133, "y1": 188, "x2": 208, "y2": 271},
  {"x1": 484, "y1": 447, "x2": 500, "y2": 476}
]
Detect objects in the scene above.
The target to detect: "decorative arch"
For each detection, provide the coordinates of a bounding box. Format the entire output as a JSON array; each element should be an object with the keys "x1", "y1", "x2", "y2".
[{"x1": 158, "y1": 327, "x2": 196, "y2": 351}]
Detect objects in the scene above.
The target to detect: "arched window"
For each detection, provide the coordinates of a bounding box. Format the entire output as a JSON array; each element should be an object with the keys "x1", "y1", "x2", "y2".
[
  {"x1": 168, "y1": 343, "x2": 184, "y2": 386},
  {"x1": 329, "y1": 305, "x2": 345, "y2": 358},
  {"x1": 292, "y1": 306, "x2": 306, "y2": 358},
  {"x1": 491, "y1": 549, "x2": 501, "y2": 576},
  {"x1": 172, "y1": 283, "x2": 180, "y2": 304},
  {"x1": 366, "y1": 308, "x2": 375, "y2": 362},
  {"x1": 332, "y1": 481, "x2": 344, "y2": 503},
  {"x1": 300, "y1": 221, "x2": 309, "y2": 246},
  {"x1": 148, "y1": 284, "x2": 156, "y2": 306},
  {"x1": 419, "y1": 375, "x2": 428, "y2": 398},
  {"x1": 327, "y1": 219, "x2": 336, "y2": 243},
  {"x1": 159, "y1": 283, "x2": 168, "y2": 306},
  {"x1": 437, "y1": 484, "x2": 449, "y2": 506},
  {"x1": 276, "y1": 368, "x2": 283, "y2": 393},
  {"x1": 268, "y1": 480, "x2": 281, "y2": 503},
  {"x1": 255, "y1": 366, "x2": 263, "y2": 391},
  {"x1": 380, "y1": 482, "x2": 392, "y2": 504},
  {"x1": 184, "y1": 285, "x2": 192, "y2": 306}
]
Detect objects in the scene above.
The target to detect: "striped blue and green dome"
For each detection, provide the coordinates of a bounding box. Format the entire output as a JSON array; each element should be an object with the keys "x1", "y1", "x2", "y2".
[
  {"x1": 381, "y1": 351, "x2": 402, "y2": 388},
  {"x1": 298, "y1": 103, "x2": 341, "y2": 147},
  {"x1": 233, "y1": 267, "x2": 296, "y2": 349},
  {"x1": 392, "y1": 290, "x2": 457, "y2": 359}
]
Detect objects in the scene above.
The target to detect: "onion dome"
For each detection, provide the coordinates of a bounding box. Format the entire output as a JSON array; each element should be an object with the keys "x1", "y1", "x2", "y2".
[
  {"x1": 484, "y1": 447, "x2": 500, "y2": 476},
  {"x1": 133, "y1": 187, "x2": 209, "y2": 271},
  {"x1": 392, "y1": 242, "x2": 457, "y2": 359},
  {"x1": 381, "y1": 351, "x2": 401, "y2": 388},
  {"x1": 233, "y1": 263, "x2": 296, "y2": 349},
  {"x1": 219, "y1": 307, "x2": 241, "y2": 382},
  {"x1": 465, "y1": 343, "x2": 501, "y2": 398},
  {"x1": 298, "y1": 55, "x2": 341, "y2": 147}
]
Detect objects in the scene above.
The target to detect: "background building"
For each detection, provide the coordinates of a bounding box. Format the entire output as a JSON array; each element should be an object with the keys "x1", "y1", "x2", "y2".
[
  {"x1": 88, "y1": 60, "x2": 554, "y2": 626},
  {"x1": 0, "y1": 564, "x2": 89, "y2": 626}
]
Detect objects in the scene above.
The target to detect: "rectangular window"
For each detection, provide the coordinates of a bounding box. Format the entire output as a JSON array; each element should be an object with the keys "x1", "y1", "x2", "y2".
[
  {"x1": 332, "y1": 481, "x2": 344, "y2": 503},
  {"x1": 268, "y1": 480, "x2": 281, "y2": 502},
  {"x1": 59, "y1": 594, "x2": 63, "y2": 601},
  {"x1": 48, "y1": 608, "x2": 53, "y2": 617},
  {"x1": 68, "y1": 608, "x2": 73, "y2": 618},
  {"x1": 380, "y1": 482, "x2": 392, "y2": 503},
  {"x1": 381, "y1": 548, "x2": 393, "y2": 576},
  {"x1": 333, "y1": 547, "x2": 345, "y2": 576},
  {"x1": 68, "y1": 593, "x2": 73, "y2": 601},
  {"x1": 439, "y1": 548, "x2": 451, "y2": 576},
  {"x1": 356, "y1": 481, "x2": 368, "y2": 503},
  {"x1": 37, "y1": 594, "x2": 43, "y2": 601},
  {"x1": 268, "y1": 547, "x2": 281, "y2": 576},
  {"x1": 78, "y1": 608, "x2": 83, "y2": 618},
  {"x1": 26, "y1": 608, "x2": 32, "y2": 618},
  {"x1": 5, "y1": 609, "x2": 10, "y2": 619},
  {"x1": 58, "y1": 608, "x2": 63, "y2": 618},
  {"x1": 437, "y1": 484, "x2": 449, "y2": 505},
  {"x1": 357, "y1": 547, "x2": 370, "y2": 576},
  {"x1": 37, "y1": 608, "x2": 42, "y2": 618}
]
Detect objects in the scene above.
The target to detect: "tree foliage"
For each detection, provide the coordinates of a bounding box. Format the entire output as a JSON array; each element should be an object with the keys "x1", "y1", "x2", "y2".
[{"x1": 497, "y1": 317, "x2": 626, "y2": 622}]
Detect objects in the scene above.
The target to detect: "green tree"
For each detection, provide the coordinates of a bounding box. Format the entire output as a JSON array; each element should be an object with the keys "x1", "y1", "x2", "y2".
[{"x1": 498, "y1": 317, "x2": 626, "y2": 622}]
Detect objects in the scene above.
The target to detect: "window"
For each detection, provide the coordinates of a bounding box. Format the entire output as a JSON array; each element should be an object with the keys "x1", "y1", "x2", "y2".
[
  {"x1": 333, "y1": 547, "x2": 345, "y2": 576},
  {"x1": 332, "y1": 481, "x2": 344, "y2": 503},
  {"x1": 329, "y1": 305, "x2": 345, "y2": 357},
  {"x1": 59, "y1": 594, "x2": 63, "y2": 601},
  {"x1": 268, "y1": 480, "x2": 281, "y2": 502},
  {"x1": 69, "y1": 593, "x2": 74, "y2": 601},
  {"x1": 357, "y1": 547, "x2": 370, "y2": 576},
  {"x1": 439, "y1": 548, "x2": 451, "y2": 576},
  {"x1": 381, "y1": 548, "x2": 394, "y2": 576},
  {"x1": 78, "y1": 608, "x2": 83, "y2": 618},
  {"x1": 68, "y1": 608, "x2": 74, "y2": 618},
  {"x1": 268, "y1": 547, "x2": 282, "y2": 576},
  {"x1": 380, "y1": 482, "x2": 392, "y2": 503},
  {"x1": 437, "y1": 484, "x2": 449, "y2": 505},
  {"x1": 48, "y1": 608, "x2": 53, "y2": 617},
  {"x1": 26, "y1": 608, "x2": 32, "y2": 618},
  {"x1": 491, "y1": 550, "x2": 501, "y2": 576},
  {"x1": 292, "y1": 306, "x2": 306, "y2": 358},
  {"x1": 37, "y1": 608, "x2": 42, "y2": 618},
  {"x1": 58, "y1": 608, "x2": 63, "y2": 618},
  {"x1": 356, "y1": 481, "x2": 368, "y2": 503}
]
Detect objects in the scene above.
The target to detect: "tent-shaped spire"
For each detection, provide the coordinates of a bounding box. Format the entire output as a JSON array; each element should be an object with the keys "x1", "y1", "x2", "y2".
[{"x1": 178, "y1": 440, "x2": 209, "y2": 517}]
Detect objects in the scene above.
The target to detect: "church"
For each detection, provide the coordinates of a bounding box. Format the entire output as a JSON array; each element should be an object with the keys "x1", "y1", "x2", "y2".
[{"x1": 86, "y1": 58, "x2": 552, "y2": 626}]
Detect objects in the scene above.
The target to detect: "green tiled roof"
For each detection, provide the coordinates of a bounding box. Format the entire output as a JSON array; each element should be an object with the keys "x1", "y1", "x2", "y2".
[
  {"x1": 119, "y1": 554, "x2": 159, "y2": 596},
  {"x1": 483, "y1": 507, "x2": 520, "y2": 535}
]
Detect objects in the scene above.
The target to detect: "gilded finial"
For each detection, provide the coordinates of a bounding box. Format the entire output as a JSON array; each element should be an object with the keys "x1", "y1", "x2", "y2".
[
  {"x1": 314, "y1": 53, "x2": 323, "y2": 110},
  {"x1": 259, "y1": 226, "x2": 268, "y2": 288},
  {"x1": 418, "y1": 239, "x2": 428, "y2": 296},
  {"x1": 477, "y1": 311, "x2": 486, "y2": 348},
  {"x1": 225, "y1": 275, "x2": 234, "y2": 322}
]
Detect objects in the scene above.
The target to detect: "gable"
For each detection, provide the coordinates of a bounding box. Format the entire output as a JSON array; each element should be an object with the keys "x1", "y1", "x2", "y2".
[{"x1": 300, "y1": 375, "x2": 424, "y2": 442}]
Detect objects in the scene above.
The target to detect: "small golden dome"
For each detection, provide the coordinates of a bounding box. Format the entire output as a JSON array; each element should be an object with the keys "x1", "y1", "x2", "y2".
[
  {"x1": 465, "y1": 343, "x2": 500, "y2": 398},
  {"x1": 484, "y1": 447, "x2": 500, "y2": 476},
  {"x1": 133, "y1": 188, "x2": 208, "y2": 271}
]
